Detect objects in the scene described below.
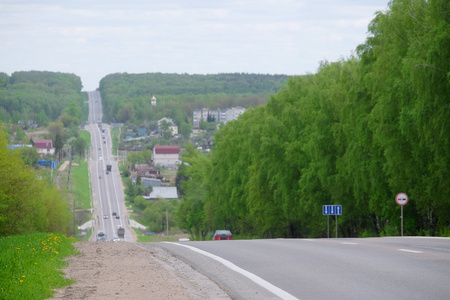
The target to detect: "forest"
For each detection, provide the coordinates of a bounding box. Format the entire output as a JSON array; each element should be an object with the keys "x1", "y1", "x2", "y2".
[
  {"x1": 177, "y1": 0, "x2": 450, "y2": 239},
  {"x1": 98, "y1": 73, "x2": 289, "y2": 136},
  {"x1": 0, "y1": 71, "x2": 84, "y2": 127}
]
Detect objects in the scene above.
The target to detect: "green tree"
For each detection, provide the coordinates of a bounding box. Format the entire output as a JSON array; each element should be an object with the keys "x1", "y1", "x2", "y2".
[
  {"x1": 18, "y1": 146, "x2": 40, "y2": 167},
  {"x1": 72, "y1": 136, "x2": 87, "y2": 157},
  {"x1": 177, "y1": 144, "x2": 211, "y2": 239},
  {"x1": 0, "y1": 124, "x2": 71, "y2": 235}
]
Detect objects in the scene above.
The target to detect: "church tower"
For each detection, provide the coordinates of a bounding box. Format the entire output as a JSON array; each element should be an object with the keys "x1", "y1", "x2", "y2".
[{"x1": 151, "y1": 95, "x2": 157, "y2": 106}]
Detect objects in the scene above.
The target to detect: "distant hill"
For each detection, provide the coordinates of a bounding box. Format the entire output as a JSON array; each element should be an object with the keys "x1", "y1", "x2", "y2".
[
  {"x1": 0, "y1": 71, "x2": 84, "y2": 126},
  {"x1": 98, "y1": 72, "x2": 290, "y2": 124}
]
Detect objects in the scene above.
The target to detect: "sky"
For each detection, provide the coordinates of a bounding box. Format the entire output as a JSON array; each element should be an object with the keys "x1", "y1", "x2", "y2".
[{"x1": 0, "y1": 0, "x2": 389, "y2": 91}]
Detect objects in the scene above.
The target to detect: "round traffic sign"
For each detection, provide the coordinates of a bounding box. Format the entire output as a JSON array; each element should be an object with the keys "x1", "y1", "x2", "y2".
[{"x1": 395, "y1": 193, "x2": 408, "y2": 206}]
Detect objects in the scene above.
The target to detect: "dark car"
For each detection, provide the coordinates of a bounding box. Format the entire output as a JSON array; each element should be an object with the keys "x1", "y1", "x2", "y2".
[
  {"x1": 96, "y1": 232, "x2": 107, "y2": 241},
  {"x1": 212, "y1": 230, "x2": 233, "y2": 240}
]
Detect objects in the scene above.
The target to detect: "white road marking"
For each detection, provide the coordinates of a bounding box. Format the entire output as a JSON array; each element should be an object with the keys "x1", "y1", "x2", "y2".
[
  {"x1": 398, "y1": 249, "x2": 423, "y2": 253},
  {"x1": 341, "y1": 242, "x2": 358, "y2": 245},
  {"x1": 167, "y1": 242, "x2": 299, "y2": 300}
]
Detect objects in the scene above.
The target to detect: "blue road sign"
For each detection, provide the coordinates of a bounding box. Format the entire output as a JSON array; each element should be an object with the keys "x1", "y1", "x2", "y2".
[{"x1": 323, "y1": 205, "x2": 342, "y2": 215}]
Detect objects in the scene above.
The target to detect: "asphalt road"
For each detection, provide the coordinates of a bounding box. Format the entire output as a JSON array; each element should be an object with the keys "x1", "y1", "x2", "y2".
[
  {"x1": 86, "y1": 91, "x2": 130, "y2": 241},
  {"x1": 157, "y1": 237, "x2": 450, "y2": 300}
]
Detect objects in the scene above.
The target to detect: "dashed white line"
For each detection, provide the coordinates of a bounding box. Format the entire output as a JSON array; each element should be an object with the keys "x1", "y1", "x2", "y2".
[
  {"x1": 341, "y1": 242, "x2": 358, "y2": 245},
  {"x1": 398, "y1": 249, "x2": 423, "y2": 253}
]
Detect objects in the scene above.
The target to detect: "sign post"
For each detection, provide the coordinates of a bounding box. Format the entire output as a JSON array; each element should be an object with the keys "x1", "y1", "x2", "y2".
[
  {"x1": 323, "y1": 205, "x2": 342, "y2": 238},
  {"x1": 395, "y1": 193, "x2": 408, "y2": 236}
]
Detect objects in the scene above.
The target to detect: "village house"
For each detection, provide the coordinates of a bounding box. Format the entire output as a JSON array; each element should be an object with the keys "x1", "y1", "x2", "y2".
[
  {"x1": 134, "y1": 164, "x2": 162, "y2": 179},
  {"x1": 34, "y1": 139, "x2": 55, "y2": 156},
  {"x1": 152, "y1": 145, "x2": 180, "y2": 166},
  {"x1": 157, "y1": 117, "x2": 178, "y2": 136},
  {"x1": 143, "y1": 186, "x2": 178, "y2": 200}
]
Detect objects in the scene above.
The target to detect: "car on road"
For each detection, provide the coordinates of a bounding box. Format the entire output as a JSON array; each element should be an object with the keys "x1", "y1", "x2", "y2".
[
  {"x1": 99, "y1": 156, "x2": 103, "y2": 161},
  {"x1": 106, "y1": 171, "x2": 109, "y2": 175},
  {"x1": 212, "y1": 230, "x2": 233, "y2": 240},
  {"x1": 112, "y1": 236, "x2": 120, "y2": 242},
  {"x1": 103, "y1": 215, "x2": 108, "y2": 219},
  {"x1": 112, "y1": 212, "x2": 117, "y2": 216},
  {"x1": 116, "y1": 215, "x2": 120, "y2": 219},
  {"x1": 96, "y1": 232, "x2": 107, "y2": 241}
]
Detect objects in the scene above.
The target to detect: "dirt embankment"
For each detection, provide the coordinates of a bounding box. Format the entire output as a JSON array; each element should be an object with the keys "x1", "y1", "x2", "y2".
[{"x1": 50, "y1": 242, "x2": 230, "y2": 300}]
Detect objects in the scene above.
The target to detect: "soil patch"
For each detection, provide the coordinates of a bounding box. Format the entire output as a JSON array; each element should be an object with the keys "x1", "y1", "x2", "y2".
[{"x1": 49, "y1": 242, "x2": 230, "y2": 300}]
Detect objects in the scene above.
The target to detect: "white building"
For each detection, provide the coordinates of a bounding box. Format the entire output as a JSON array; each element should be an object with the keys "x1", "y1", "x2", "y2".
[
  {"x1": 152, "y1": 145, "x2": 180, "y2": 166},
  {"x1": 192, "y1": 107, "x2": 246, "y2": 129}
]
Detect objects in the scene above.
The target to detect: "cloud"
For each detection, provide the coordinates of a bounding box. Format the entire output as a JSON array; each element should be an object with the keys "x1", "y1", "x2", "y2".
[{"x1": 0, "y1": 0, "x2": 389, "y2": 90}]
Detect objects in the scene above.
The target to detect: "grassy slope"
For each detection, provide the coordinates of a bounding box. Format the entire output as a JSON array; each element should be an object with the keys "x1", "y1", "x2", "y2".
[{"x1": 0, "y1": 233, "x2": 78, "y2": 299}]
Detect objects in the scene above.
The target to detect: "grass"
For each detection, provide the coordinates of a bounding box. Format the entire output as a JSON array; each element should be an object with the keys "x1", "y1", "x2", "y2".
[
  {"x1": 71, "y1": 159, "x2": 91, "y2": 210},
  {"x1": 80, "y1": 130, "x2": 91, "y2": 151},
  {"x1": 111, "y1": 126, "x2": 119, "y2": 156},
  {"x1": 0, "y1": 233, "x2": 78, "y2": 300},
  {"x1": 133, "y1": 227, "x2": 190, "y2": 242}
]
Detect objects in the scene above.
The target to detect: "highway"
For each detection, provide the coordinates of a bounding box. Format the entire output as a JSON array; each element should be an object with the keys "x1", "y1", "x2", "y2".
[
  {"x1": 157, "y1": 237, "x2": 450, "y2": 300},
  {"x1": 86, "y1": 91, "x2": 131, "y2": 241}
]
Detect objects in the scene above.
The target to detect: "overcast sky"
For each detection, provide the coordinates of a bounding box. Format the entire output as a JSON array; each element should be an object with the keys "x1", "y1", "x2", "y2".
[{"x1": 1, "y1": 0, "x2": 389, "y2": 91}]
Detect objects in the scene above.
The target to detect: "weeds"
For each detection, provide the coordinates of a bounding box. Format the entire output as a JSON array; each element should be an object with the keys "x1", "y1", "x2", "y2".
[{"x1": 0, "y1": 233, "x2": 78, "y2": 299}]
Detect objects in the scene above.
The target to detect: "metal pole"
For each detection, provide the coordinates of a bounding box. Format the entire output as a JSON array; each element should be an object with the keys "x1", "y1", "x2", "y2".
[
  {"x1": 327, "y1": 215, "x2": 329, "y2": 238},
  {"x1": 335, "y1": 215, "x2": 338, "y2": 238},
  {"x1": 401, "y1": 205, "x2": 403, "y2": 237},
  {"x1": 166, "y1": 208, "x2": 169, "y2": 238}
]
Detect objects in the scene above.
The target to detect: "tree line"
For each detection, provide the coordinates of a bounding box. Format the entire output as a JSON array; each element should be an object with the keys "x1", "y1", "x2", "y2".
[
  {"x1": 0, "y1": 71, "x2": 84, "y2": 127},
  {"x1": 177, "y1": 0, "x2": 450, "y2": 239},
  {"x1": 98, "y1": 73, "x2": 289, "y2": 133}
]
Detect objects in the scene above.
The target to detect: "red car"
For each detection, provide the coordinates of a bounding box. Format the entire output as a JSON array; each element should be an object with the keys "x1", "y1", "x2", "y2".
[{"x1": 212, "y1": 230, "x2": 233, "y2": 240}]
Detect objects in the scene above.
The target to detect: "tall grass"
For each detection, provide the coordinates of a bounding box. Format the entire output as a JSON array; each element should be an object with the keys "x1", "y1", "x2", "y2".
[
  {"x1": 0, "y1": 233, "x2": 78, "y2": 299},
  {"x1": 71, "y1": 160, "x2": 91, "y2": 210},
  {"x1": 111, "y1": 126, "x2": 119, "y2": 156}
]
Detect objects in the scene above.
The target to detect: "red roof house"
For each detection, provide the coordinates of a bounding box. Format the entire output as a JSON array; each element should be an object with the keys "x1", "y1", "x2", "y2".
[
  {"x1": 152, "y1": 145, "x2": 180, "y2": 166},
  {"x1": 34, "y1": 139, "x2": 55, "y2": 156}
]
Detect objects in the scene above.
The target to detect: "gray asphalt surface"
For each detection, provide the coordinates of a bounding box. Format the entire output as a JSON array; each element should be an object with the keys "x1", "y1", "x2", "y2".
[{"x1": 157, "y1": 237, "x2": 450, "y2": 300}]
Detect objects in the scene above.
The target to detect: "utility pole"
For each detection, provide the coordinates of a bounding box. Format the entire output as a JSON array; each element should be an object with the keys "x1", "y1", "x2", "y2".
[
  {"x1": 67, "y1": 146, "x2": 75, "y2": 237},
  {"x1": 166, "y1": 207, "x2": 169, "y2": 238}
]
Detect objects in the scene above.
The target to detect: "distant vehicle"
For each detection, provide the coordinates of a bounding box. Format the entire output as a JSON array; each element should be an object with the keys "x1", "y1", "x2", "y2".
[
  {"x1": 96, "y1": 232, "x2": 107, "y2": 241},
  {"x1": 98, "y1": 147, "x2": 101, "y2": 150},
  {"x1": 112, "y1": 212, "x2": 117, "y2": 216},
  {"x1": 103, "y1": 215, "x2": 108, "y2": 219},
  {"x1": 106, "y1": 165, "x2": 112, "y2": 172},
  {"x1": 106, "y1": 171, "x2": 109, "y2": 175},
  {"x1": 103, "y1": 141, "x2": 106, "y2": 144},
  {"x1": 117, "y1": 226, "x2": 125, "y2": 238},
  {"x1": 112, "y1": 236, "x2": 120, "y2": 242},
  {"x1": 116, "y1": 215, "x2": 120, "y2": 219},
  {"x1": 212, "y1": 230, "x2": 233, "y2": 240},
  {"x1": 99, "y1": 157, "x2": 103, "y2": 161}
]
